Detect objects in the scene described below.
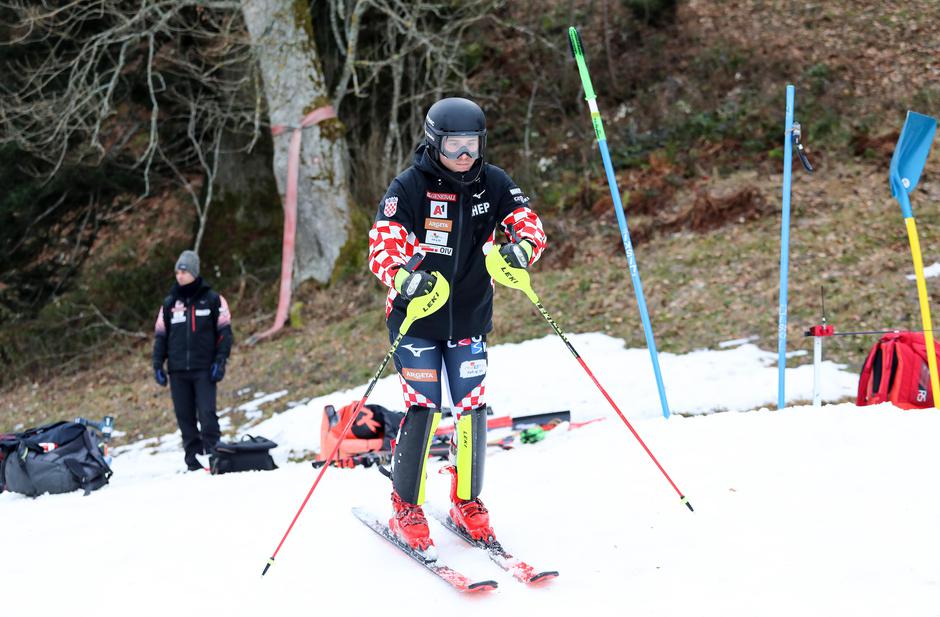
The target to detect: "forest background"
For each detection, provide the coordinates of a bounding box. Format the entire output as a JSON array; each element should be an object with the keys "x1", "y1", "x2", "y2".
[{"x1": 3, "y1": 0, "x2": 939, "y2": 444}]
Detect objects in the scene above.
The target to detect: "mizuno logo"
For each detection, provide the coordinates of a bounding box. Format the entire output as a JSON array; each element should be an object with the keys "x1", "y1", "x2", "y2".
[
  {"x1": 402, "y1": 344, "x2": 436, "y2": 357},
  {"x1": 472, "y1": 189, "x2": 486, "y2": 199}
]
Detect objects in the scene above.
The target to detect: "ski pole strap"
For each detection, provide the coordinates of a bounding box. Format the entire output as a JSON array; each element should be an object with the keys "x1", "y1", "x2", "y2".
[
  {"x1": 402, "y1": 252, "x2": 425, "y2": 274},
  {"x1": 792, "y1": 121, "x2": 814, "y2": 172}
]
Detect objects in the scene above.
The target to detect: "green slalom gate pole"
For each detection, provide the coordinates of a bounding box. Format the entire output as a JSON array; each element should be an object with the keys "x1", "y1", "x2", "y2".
[{"x1": 568, "y1": 27, "x2": 671, "y2": 419}]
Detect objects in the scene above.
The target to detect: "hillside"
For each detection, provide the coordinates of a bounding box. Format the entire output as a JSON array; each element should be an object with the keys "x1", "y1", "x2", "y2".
[{"x1": 4, "y1": 1, "x2": 940, "y2": 439}]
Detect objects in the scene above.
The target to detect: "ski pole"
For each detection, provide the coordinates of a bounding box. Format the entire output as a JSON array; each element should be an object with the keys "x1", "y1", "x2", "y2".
[
  {"x1": 261, "y1": 256, "x2": 450, "y2": 576},
  {"x1": 567, "y1": 26, "x2": 671, "y2": 420},
  {"x1": 485, "y1": 248, "x2": 694, "y2": 512},
  {"x1": 890, "y1": 111, "x2": 940, "y2": 408}
]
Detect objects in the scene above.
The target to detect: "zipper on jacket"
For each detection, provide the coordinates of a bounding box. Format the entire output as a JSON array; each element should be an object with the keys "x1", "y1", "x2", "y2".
[
  {"x1": 186, "y1": 300, "x2": 192, "y2": 370},
  {"x1": 449, "y1": 189, "x2": 464, "y2": 340}
]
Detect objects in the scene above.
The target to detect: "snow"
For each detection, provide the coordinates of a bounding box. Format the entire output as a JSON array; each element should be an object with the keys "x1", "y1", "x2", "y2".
[
  {"x1": 3, "y1": 333, "x2": 938, "y2": 616},
  {"x1": 908, "y1": 261, "x2": 940, "y2": 280}
]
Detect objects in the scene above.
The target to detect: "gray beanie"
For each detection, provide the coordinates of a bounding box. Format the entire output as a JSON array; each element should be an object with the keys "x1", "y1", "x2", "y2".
[{"x1": 175, "y1": 250, "x2": 200, "y2": 278}]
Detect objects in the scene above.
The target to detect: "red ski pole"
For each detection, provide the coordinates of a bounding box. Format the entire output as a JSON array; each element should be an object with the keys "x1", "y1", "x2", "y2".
[
  {"x1": 261, "y1": 259, "x2": 450, "y2": 576},
  {"x1": 486, "y1": 247, "x2": 694, "y2": 512}
]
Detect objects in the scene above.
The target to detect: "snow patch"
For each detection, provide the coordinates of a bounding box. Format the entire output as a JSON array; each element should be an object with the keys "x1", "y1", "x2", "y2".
[
  {"x1": 4, "y1": 333, "x2": 917, "y2": 616},
  {"x1": 908, "y1": 262, "x2": 940, "y2": 280}
]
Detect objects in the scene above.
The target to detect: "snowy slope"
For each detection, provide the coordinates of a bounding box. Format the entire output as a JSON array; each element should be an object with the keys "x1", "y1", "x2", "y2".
[{"x1": 3, "y1": 333, "x2": 938, "y2": 616}]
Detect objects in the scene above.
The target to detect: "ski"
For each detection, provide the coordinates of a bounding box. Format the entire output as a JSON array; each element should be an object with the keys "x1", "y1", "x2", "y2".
[
  {"x1": 429, "y1": 507, "x2": 559, "y2": 585},
  {"x1": 488, "y1": 415, "x2": 606, "y2": 450},
  {"x1": 351, "y1": 507, "x2": 498, "y2": 593}
]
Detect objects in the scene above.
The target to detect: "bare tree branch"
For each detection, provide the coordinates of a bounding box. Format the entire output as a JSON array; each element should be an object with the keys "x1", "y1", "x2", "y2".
[
  {"x1": 87, "y1": 302, "x2": 148, "y2": 338},
  {"x1": 0, "y1": 0, "x2": 264, "y2": 211}
]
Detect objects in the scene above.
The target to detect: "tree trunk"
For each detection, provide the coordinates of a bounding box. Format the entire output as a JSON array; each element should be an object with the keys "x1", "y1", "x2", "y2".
[{"x1": 241, "y1": 0, "x2": 350, "y2": 285}]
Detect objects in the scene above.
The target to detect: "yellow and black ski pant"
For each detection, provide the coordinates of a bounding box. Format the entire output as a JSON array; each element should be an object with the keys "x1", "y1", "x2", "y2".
[{"x1": 389, "y1": 331, "x2": 488, "y2": 505}]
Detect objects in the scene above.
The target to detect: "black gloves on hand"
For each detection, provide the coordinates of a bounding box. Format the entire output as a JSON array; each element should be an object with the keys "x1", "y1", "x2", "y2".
[
  {"x1": 394, "y1": 269, "x2": 437, "y2": 301},
  {"x1": 499, "y1": 240, "x2": 533, "y2": 270}
]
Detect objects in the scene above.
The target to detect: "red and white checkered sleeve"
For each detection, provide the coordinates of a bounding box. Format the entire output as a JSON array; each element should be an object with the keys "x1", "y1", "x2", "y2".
[
  {"x1": 501, "y1": 207, "x2": 547, "y2": 264},
  {"x1": 368, "y1": 220, "x2": 420, "y2": 288}
]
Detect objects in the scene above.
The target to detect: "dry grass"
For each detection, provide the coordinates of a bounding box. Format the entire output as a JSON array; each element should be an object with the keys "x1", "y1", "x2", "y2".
[
  {"x1": 5, "y1": 0, "x2": 940, "y2": 440},
  {"x1": 6, "y1": 156, "x2": 940, "y2": 441}
]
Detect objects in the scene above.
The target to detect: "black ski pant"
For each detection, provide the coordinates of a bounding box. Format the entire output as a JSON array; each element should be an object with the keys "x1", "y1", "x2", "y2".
[{"x1": 169, "y1": 369, "x2": 221, "y2": 460}]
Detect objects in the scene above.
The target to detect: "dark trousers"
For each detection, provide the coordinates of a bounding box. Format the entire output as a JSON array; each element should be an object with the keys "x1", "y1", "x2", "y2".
[{"x1": 169, "y1": 369, "x2": 221, "y2": 459}]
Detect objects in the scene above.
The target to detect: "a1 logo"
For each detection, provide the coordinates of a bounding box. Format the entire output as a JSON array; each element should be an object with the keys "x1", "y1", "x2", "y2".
[{"x1": 430, "y1": 201, "x2": 448, "y2": 218}]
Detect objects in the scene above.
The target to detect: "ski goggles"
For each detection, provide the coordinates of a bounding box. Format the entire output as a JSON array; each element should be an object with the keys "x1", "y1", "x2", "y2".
[{"x1": 440, "y1": 135, "x2": 481, "y2": 160}]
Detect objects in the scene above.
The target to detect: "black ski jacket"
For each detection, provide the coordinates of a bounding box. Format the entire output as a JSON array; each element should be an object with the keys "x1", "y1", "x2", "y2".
[
  {"x1": 152, "y1": 278, "x2": 233, "y2": 373},
  {"x1": 368, "y1": 145, "x2": 546, "y2": 340}
]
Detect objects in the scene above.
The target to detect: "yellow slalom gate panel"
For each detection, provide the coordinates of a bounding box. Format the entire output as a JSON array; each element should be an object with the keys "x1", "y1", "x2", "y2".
[
  {"x1": 905, "y1": 217, "x2": 940, "y2": 409},
  {"x1": 456, "y1": 414, "x2": 473, "y2": 500},
  {"x1": 415, "y1": 411, "x2": 442, "y2": 505}
]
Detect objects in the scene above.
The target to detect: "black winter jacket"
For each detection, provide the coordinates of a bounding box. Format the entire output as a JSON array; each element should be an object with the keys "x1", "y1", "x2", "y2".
[
  {"x1": 152, "y1": 278, "x2": 233, "y2": 373},
  {"x1": 368, "y1": 145, "x2": 546, "y2": 340}
]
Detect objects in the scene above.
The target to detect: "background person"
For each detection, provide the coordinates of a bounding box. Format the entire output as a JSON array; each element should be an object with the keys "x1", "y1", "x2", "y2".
[{"x1": 152, "y1": 250, "x2": 233, "y2": 471}]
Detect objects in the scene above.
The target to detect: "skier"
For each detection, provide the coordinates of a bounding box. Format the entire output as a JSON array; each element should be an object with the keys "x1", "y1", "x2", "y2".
[
  {"x1": 152, "y1": 250, "x2": 233, "y2": 471},
  {"x1": 367, "y1": 97, "x2": 547, "y2": 553}
]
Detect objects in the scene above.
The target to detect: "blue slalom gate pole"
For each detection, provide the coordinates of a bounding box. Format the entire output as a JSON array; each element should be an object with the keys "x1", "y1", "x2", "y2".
[
  {"x1": 568, "y1": 27, "x2": 671, "y2": 419},
  {"x1": 777, "y1": 85, "x2": 795, "y2": 410}
]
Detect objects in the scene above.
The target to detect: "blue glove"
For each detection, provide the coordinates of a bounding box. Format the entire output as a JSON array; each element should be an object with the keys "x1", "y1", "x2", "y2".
[
  {"x1": 154, "y1": 367, "x2": 168, "y2": 387},
  {"x1": 210, "y1": 361, "x2": 226, "y2": 383}
]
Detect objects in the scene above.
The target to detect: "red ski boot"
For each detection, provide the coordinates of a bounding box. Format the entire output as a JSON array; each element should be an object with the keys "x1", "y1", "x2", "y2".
[
  {"x1": 389, "y1": 490, "x2": 436, "y2": 555},
  {"x1": 445, "y1": 466, "x2": 496, "y2": 542}
]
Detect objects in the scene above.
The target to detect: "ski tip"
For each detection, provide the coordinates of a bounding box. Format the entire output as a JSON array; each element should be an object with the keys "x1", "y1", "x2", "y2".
[
  {"x1": 467, "y1": 580, "x2": 499, "y2": 592},
  {"x1": 528, "y1": 570, "x2": 560, "y2": 584}
]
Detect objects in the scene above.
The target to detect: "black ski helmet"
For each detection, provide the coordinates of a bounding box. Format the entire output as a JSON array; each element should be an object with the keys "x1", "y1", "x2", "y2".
[{"x1": 424, "y1": 97, "x2": 487, "y2": 161}]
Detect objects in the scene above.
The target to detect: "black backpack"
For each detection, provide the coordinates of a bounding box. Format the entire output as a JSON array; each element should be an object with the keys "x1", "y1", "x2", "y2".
[
  {"x1": 0, "y1": 433, "x2": 11, "y2": 493},
  {"x1": 211, "y1": 435, "x2": 278, "y2": 475},
  {"x1": 0, "y1": 422, "x2": 112, "y2": 497}
]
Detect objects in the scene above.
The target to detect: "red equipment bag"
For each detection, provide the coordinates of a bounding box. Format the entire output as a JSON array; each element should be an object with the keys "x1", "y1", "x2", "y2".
[
  {"x1": 317, "y1": 402, "x2": 404, "y2": 462},
  {"x1": 856, "y1": 331, "x2": 940, "y2": 409}
]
